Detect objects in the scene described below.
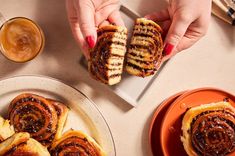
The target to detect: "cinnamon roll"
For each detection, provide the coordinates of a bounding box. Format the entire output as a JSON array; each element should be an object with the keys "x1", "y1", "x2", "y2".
[
  {"x1": 125, "y1": 18, "x2": 163, "y2": 77},
  {"x1": 181, "y1": 102, "x2": 235, "y2": 156},
  {"x1": 8, "y1": 93, "x2": 58, "y2": 147},
  {"x1": 50, "y1": 130, "x2": 106, "y2": 156},
  {"x1": 0, "y1": 132, "x2": 50, "y2": 156},
  {"x1": 0, "y1": 116, "x2": 15, "y2": 142},
  {"x1": 46, "y1": 99, "x2": 69, "y2": 140}
]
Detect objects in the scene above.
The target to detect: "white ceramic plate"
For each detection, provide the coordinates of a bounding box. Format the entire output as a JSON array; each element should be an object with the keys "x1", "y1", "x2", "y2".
[{"x1": 0, "y1": 75, "x2": 115, "y2": 156}]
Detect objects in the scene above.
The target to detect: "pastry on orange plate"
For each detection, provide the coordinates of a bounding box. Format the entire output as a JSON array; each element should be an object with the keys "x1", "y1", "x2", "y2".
[
  {"x1": 125, "y1": 18, "x2": 164, "y2": 77},
  {"x1": 0, "y1": 132, "x2": 50, "y2": 156},
  {"x1": 0, "y1": 116, "x2": 15, "y2": 142},
  {"x1": 88, "y1": 25, "x2": 127, "y2": 85},
  {"x1": 50, "y1": 130, "x2": 106, "y2": 156},
  {"x1": 8, "y1": 93, "x2": 68, "y2": 147},
  {"x1": 181, "y1": 101, "x2": 235, "y2": 156}
]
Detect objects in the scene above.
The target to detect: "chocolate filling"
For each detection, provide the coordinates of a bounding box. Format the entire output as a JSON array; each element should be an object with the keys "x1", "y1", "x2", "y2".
[
  {"x1": 4, "y1": 142, "x2": 28, "y2": 156},
  {"x1": 129, "y1": 44, "x2": 154, "y2": 54},
  {"x1": 97, "y1": 28, "x2": 127, "y2": 37},
  {"x1": 136, "y1": 22, "x2": 162, "y2": 33},
  {"x1": 10, "y1": 96, "x2": 52, "y2": 115},
  {"x1": 190, "y1": 110, "x2": 235, "y2": 156},
  {"x1": 127, "y1": 51, "x2": 154, "y2": 60},
  {"x1": 127, "y1": 57, "x2": 154, "y2": 66},
  {"x1": 50, "y1": 136, "x2": 99, "y2": 156},
  {"x1": 9, "y1": 95, "x2": 58, "y2": 146},
  {"x1": 133, "y1": 33, "x2": 161, "y2": 46},
  {"x1": 126, "y1": 62, "x2": 156, "y2": 74},
  {"x1": 133, "y1": 29, "x2": 161, "y2": 37}
]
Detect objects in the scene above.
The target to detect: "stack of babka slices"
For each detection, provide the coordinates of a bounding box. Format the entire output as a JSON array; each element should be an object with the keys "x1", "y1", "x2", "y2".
[{"x1": 89, "y1": 25, "x2": 128, "y2": 85}]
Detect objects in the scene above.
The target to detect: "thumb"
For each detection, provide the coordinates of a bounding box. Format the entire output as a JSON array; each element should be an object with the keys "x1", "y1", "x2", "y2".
[
  {"x1": 77, "y1": 0, "x2": 97, "y2": 48},
  {"x1": 163, "y1": 13, "x2": 191, "y2": 60}
]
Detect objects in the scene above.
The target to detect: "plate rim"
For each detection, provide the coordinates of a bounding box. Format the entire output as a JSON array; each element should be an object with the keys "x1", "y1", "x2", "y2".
[
  {"x1": 148, "y1": 91, "x2": 186, "y2": 156},
  {"x1": 0, "y1": 74, "x2": 116, "y2": 155}
]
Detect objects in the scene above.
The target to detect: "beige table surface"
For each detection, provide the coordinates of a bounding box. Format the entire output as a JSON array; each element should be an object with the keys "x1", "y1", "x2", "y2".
[{"x1": 0, "y1": 0, "x2": 235, "y2": 156}]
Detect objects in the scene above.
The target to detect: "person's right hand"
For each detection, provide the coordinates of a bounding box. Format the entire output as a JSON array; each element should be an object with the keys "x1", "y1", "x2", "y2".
[
  {"x1": 145, "y1": 0, "x2": 212, "y2": 61},
  {"x1": 66, "y1": 0, "x2": 124, "y2": 60}
]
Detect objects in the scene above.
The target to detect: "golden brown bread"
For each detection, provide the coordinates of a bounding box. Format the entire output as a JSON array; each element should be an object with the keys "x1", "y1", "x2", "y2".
[
  {"x1": 181, "y1": 102, "x2": 235, "y2": 156},
  {"x1": 8, "y1": 93, "x2": 58, "y2": 147},
  {"x1": 8, "y1": 93, "x2": 69, "y2": 147},
  {"x1": 0, "y1": 132, "x2": 50, "y2": 156},
  {"x1": 46, "y1": 99, "x2": 69, "y2": 141},
  {"x1": 125, "y1": 18, "x2": 163, "y2": 77},
  {"x1": 0, "y1": 116, "x2": 15, "y2": 142},
  {"x1": 50, "y1": 130, "x2": 106, "y2": 156},
  {"x1": 89, "y1": 25, "x2": 127, "y2": 85}
]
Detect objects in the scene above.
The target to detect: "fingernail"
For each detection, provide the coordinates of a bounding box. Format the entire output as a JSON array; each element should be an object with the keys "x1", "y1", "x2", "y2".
[
  {"x1": 86, "y1": 36, "x2": 95, "y2": 48},
  {"x1": 163, "y1": 43, "x2": 174, "y2": 56}
]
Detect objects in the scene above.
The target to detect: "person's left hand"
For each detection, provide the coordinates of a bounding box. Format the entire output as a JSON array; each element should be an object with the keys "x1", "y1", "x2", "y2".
[{"x1": 66, "y1": 0, "x2": 124, "y2": 60}]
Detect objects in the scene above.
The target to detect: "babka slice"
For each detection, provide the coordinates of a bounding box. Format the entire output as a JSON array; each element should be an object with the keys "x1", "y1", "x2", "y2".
[
  {"x1": 0, "y1": 132, "x2": 50, "y2": 156},
  {"x1": 125, "y1": 18, "x2": 164, "y2": 77},
  {"x1": 50, "y1": 130, "x2": 105, "y2": 156},
  {"x1": 89, "y1": 25, "x2": 127, "y2": 85}
]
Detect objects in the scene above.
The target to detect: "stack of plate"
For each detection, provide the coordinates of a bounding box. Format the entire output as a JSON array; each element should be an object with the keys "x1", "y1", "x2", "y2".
[{"x1": 148, "y1": 87, "x2": 235, "y2": 156}]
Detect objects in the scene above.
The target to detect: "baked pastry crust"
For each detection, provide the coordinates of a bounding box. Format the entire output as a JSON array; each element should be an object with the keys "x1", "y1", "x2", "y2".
[
  {"x1": 50, "y1": 130, "x2": 106, "y2": 156},
  {"x1": 125, "y1": 18, "x2": 163, "y2": 77},
  {"x1": 47, "y1": 99, "x2": 69, "y2": 140},
  {"x1": 89, "y1": 25, "x2": 127, "y2": 85},
  {"x1": 0, "y1": 116, "x2": 15, "y2": 142},
  {"x1": 0, "y1": 132, "x2": 50, "y2": 156},
  {"x1": 181, "y1": 102, "x2": 235, "y2": 156},
  {"x1": 8, "y1": 93, "x2": 58, "y2": 147}
]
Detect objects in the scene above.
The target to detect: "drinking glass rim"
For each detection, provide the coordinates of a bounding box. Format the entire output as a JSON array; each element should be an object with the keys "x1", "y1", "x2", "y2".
[{"x1": 0, "y1": 16, "x2": 45, "y2": 63}]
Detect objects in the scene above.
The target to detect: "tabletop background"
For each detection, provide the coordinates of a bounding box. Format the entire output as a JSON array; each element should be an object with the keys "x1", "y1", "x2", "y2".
[{"x1": 0, "y1": 0, "x2": 235, "y2": 156}]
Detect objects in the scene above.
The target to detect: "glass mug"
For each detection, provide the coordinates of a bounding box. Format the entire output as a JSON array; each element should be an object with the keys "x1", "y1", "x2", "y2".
[{"x1": 0, "y1": 15, "x2": 45, "y2": 63}]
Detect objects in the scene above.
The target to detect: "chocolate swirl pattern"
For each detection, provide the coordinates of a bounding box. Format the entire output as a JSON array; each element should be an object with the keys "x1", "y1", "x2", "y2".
[
  {"x1": 181, "y1": 102, "x2": 235, "y2": 156},
  {"x1": 0, "y1": 132, "x2": 50, "y2": 156},
  {"x1": 8, "y1": 93, "x2": 58, "y2": 147},
  {"x1": 125, "y1": 18, "x2": 163, "y2": 77},
  {"x1": 50, "y1": 130, "x2": 105, "y2": 156},
  {"x1": 89, "y1": 25, "x2": 127, "y2": 85},
  {"x1": 47, "y1": 99, "x2": 69, "y2": 140}
]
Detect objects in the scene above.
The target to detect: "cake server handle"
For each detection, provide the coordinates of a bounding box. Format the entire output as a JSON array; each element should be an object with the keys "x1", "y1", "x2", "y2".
[{"x1": 120, "y1": 2, "x2": 141, "y2": 19}]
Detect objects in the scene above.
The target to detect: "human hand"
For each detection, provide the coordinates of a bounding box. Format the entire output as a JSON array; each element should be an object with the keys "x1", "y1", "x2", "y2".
[
  {"x1": 145, "y1": 0, "x2": 212, "y2": 61},
  {"x1": 66, "y1": 0, "x2": 124, "y2": 60}
]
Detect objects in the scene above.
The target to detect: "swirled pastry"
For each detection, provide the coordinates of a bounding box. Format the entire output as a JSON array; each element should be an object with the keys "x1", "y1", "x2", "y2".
[
  {"x1": 50, "y1": 130, "x2": 106, "y2": 156},
  {"x1": 181, "y1": 102, "x2": 235, "y2": 156},
  {"x1": 0, "y1": 116, "x2": 15, "y2": 142},
  {"x1": 89, "y1": 25, "x2": 127, "y2": 85},
  {"x1": 125, "y1": 18, "x2": 163, "y2": 77},
  {"x1": 8, "y1": 93, "x2": 58, "y2": 147},
  {"x1": 0, "y1": 132, "x2": 50, "y2": 156},
  {"x1": 47, "y1": 99, "x2": 69, "y2": 140}
]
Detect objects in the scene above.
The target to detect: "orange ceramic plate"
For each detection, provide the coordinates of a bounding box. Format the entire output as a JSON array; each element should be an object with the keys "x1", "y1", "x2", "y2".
[
  {"x1": 149, "y1": 91, "x2": 186, "y2": 156},
  {"x1": 160, "y1": 87, "x2": 235, "y2": 156}
]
